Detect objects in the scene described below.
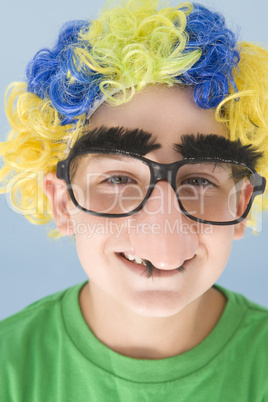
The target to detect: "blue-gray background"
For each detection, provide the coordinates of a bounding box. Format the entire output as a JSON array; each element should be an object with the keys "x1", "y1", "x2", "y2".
[{"x1": 0, "y1": 0, "x2": 267, "y2": 320}]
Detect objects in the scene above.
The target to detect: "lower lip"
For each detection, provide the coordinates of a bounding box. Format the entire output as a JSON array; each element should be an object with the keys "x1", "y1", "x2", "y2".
[{"x1": 116, "y1": 253, "x2": 186, "y2": 278}]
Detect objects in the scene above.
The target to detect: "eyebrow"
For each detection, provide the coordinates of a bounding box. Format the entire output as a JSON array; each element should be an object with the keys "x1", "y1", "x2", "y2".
[
  {"x1": 70, "y1": 126, "x2": 263, "y2": 168},
  {"x1": 175, "y1": 134, "x2": 263, "y2": 168},
  {"x1": 69, "y1": 126, "x2": 161, "y2": 157}
]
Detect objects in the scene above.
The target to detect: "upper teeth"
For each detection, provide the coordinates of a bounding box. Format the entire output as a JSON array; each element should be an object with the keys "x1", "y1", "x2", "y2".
[{"x1": 124, "y1": 253, "x2": 146, "y2": 266}]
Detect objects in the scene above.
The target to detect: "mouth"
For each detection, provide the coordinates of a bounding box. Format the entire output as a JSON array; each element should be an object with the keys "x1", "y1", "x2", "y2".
[
  {"x1": 120, "y1": 252, "x2": 147, "y2": 266},
  {"x1": 118, "y1": 251, "x2": 187, "y2": 278}
]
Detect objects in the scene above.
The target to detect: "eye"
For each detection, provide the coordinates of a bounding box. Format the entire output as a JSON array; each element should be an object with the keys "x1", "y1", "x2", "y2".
[
  {"x1": 183, "y1": 177, "x2": 213, "y2": 187},
  {"x1": 106, "y1": 175, "x2": 134, "y2": 185}
]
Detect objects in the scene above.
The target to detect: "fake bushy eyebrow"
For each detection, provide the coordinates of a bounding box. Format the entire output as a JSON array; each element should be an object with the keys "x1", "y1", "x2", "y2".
[
  {"x1": 70, "y1": 126, "x2": 263, "y2": 169},
  {"x1": 175, "y1": 134, "x2": 263, "y2": 168},
  {"x1": 69, "y1": 126, "x2": 161, "y2": 157}
]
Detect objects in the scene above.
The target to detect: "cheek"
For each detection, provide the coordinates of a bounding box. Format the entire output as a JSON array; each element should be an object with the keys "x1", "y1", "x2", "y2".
[
  {"x1": 202, "y1": 225, "x2": 235, "y2": 272},
  {"x1": 69, "y1": 212, "x2": 127, "y2": 278},
  {"x1": 68, "y1": 211, "x2": 107, "y2": 266}
]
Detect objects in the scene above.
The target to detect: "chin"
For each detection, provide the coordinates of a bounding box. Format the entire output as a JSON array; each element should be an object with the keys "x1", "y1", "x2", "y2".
[{"x1": 128, "y1": 291, "x2": 188, "y2": 318}]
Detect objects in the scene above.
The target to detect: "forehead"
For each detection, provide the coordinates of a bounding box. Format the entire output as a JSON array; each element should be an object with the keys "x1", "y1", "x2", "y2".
[{"x1": 88, "y1": 85, "x2": 228, "y2": 151}]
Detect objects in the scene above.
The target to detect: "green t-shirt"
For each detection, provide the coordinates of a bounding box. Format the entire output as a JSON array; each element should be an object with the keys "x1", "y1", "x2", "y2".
[{"x1": 1, "y1": 282, "x2": 268, "y2": 402}]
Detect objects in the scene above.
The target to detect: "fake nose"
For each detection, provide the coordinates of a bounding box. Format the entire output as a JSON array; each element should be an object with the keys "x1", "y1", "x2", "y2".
[{"x1": 128, "y1": 181, "x2": 198, "y2": 269}]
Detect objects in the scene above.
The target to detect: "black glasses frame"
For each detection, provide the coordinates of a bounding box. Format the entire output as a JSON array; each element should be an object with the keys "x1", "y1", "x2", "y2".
[{"x1": 56, "y1": 148, "x2": 266, "y2": 225}]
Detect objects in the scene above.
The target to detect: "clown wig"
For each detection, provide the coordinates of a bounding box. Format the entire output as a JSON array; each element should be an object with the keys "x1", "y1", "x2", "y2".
[{"x1": 0, "y1": 0, "x2": 267, "y2": 232}]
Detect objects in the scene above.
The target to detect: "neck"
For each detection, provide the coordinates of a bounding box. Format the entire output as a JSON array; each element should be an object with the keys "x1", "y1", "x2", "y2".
[{"x1": 79, "y1": 282, "x2": 226, "y2": 360}]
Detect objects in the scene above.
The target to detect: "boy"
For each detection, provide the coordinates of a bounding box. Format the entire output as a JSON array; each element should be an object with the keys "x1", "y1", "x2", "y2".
[{"x1": 0, "y1": 1, "x2": 268, "y2": 400}]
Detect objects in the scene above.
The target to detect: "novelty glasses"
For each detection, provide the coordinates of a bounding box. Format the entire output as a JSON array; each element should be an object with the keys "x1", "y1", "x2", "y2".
[{"x1": 57, "y1": 150, "x2": 266, "y2": 225}]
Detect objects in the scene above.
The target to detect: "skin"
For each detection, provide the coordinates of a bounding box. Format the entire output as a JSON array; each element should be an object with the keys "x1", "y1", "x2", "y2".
[{"x1": 44, "y1": 85, "x2": 247, "y2": 359}]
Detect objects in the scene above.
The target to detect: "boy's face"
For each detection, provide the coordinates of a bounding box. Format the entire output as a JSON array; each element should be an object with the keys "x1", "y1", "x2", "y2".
[{"x1": 49, "y1": 85, "x2": 246, "y2": 317}]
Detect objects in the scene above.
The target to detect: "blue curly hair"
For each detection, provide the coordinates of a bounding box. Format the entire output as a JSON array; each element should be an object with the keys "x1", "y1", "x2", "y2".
[{"x1": 25, "y1": 2, "x2": 239, "y2": 125}]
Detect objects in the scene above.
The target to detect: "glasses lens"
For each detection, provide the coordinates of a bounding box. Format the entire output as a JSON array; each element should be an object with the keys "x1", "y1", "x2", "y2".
[
  {"x1": 69, "y1": 153, "x2": 150, "y2": 215},
  {"x1": 176, "y1": 162, "x2": 254, "y2": 222}
]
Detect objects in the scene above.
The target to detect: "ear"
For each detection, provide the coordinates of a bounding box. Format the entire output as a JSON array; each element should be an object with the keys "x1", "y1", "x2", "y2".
[
  {"x1": 234, "y1": 182, "x2": 253, "y2": 240},
  {"x1": 43, "y1": 172, "x2": 75, "y2": 236}
]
